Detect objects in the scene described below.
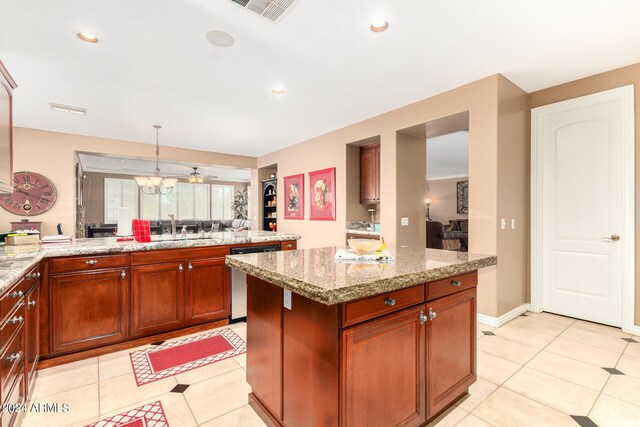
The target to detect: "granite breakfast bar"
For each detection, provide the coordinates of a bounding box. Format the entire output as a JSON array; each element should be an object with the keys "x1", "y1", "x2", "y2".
[{"x1": 226, "y1": 247, "x2": 497, "y2": 427}]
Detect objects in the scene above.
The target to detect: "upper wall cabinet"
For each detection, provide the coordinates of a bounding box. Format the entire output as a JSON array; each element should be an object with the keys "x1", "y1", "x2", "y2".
[
  {"x1": 0, "y1": 60, "x2": 17, "y2": 194},
  {"x1": 360, "y1": 143, "x2": 380, "y2": 204}
]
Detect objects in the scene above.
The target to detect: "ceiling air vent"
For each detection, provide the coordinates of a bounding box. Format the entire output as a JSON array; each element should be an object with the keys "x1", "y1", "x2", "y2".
[{"x1": 230, "y1": 0, "x2": 299, "y2": 23}]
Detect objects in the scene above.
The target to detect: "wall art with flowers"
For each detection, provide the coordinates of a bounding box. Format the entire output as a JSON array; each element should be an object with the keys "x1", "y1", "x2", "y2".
[
  {"x1": 309, "y1": 167, "x2": 336, "y2": 221},
  {"x1": 283, "y1": 174, "x2": 304, "y2": 220}
]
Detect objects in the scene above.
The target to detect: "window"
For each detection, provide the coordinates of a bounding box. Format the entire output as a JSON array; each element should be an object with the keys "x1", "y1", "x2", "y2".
[
  {"x1": 212, "y1": 185, "x2": 234, "y2": 219},
  {"x1": 139, "y1": 183, "x2": 210, "y2": 220},
  {"x1": 104, "y1": 178, "x2": 138, "y2": 224}
]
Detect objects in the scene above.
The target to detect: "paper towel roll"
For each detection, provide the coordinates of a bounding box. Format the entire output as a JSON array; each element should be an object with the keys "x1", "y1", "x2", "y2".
[{"x1": 116, "y1": 207, "x2": 133, "y2": 236}]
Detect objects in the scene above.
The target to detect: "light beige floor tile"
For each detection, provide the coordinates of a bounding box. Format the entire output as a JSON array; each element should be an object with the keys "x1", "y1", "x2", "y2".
[
  {"x1": 235, "y1": 353, "x2": 247, "y2": 368},
  {"x1": 526, "y1": 350, "x2": 609, "y2": 391},
  {"x1": 559, "y1": 326, "x2": 627, "y2": 353},
  {"x1": 507, "y1": 316, "x2": 570, "y2": 336},
  {"x1": 184, "y1": 368, "x2": 251, "y2": 424},
  {"x1": 426, "y1": 405, "x2": 468, "y2": 427},
  {"x1": 616, "y1": 354, "x2": 640, "y2": 379},
  {"x1": 524, "y1": 312, "x2": 575, "y2": 326},
  {"x1": 624, "y1": 343, "x2": 640, "y2": 359},
  {"x1": 545, "y1": 337, "x2": 620, "y2": 367},
  {"x1": 589, "y1": 394, "x2": 640, "y2": 427},
  {"x1": 493, "y1": 324, "x2": 556, "y2": 349},
  {"x1": 200, "y1": 404, "x2": 266, "y2": 427},
  {"x1": 478, "y1": 322, "x2": 495, "y2": 331},
  {"x1": 98, "y1": 348, "x2": 139, "y2": 381},
  {"x1": 455, "y1": 378, "x2": 498, "y2": 412},
  {"x1": 99, "y1": 392, "x2": 197, "y2": 427},
  {"x1": 30, "y1": 357, "x2": 98, "y2": 400},
  {"x1": 476, "y1": 351, "x2": 521, "y2": 385},
  {"x1": 21, "y1": 383, "x2": 99, "y2": 427},
  {"x1": 472, "y1": 387, "x2": 577, "y2": 427},
  {"x1": 503, "y1": 367, "x2": 598, "y2": 415},
  {"x1": 571, "y1": 319, "x2": 631, "y2": 338},
  {"x1": 602, "y1": 374, "x2": 640, "y2": 407},
  {"x1": 456, "y1": 414, "x2": 495, "y2": 427},
  {"x1": 477, "y1": 336, "x2": 539, "y2": 365},
  {"x1": 173, "y1": 358, "x2": 242, "y2": 385},
  {"x1": 99, "y1": 372, "x2": 177, "y2": 414}
]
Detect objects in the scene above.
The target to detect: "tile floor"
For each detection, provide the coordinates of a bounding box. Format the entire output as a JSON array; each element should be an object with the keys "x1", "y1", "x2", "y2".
[{"x1": 18, "y1": 313, "x2": 640, "y2": 427}]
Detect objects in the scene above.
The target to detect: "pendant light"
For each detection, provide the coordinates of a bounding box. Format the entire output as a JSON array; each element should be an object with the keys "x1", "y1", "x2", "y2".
[
  {"x1": 135, "y1": 125, "x2": 177, "y2": 195},
  {"x1": 189, "y1": 167, "x2": 204, "y2": 184}
]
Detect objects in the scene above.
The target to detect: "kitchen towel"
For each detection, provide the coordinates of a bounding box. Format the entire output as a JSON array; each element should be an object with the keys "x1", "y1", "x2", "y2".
[
  {"x1": 132, "y1": 219, "x2": 151, "y2": 243},
  {"x1": 116, "y1": 207, "x2": 133, "y2": 236}
]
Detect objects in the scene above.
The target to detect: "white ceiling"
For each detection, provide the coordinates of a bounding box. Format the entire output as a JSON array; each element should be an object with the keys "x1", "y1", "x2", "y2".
[
  {"x1": 426, "y1": 131, "x2": 468, "y2": 180},
  {"x1": 77, "y1": 153, "x2": 251, "y2": 182},
  {"x1": 1, "y1": 1, "x2": 639, "y2": 157}
]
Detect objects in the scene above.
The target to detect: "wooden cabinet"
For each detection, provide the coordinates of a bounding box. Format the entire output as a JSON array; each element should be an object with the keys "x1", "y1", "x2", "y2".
[
  {"x1": 185, "y1": 258, "x2": 229, "y2": 325},
  {"x1": 50, "y1": 268, "x2": 129, "y2": 354},
  {"x1": 426, "y1": 288, "x2": 476, "y2": 417},
  {"x1": 360, "y1": 143, "x2": 380, "y2": 204},
  {"x1": 0, "y1": 60, "x2": 17, "y2": 194},
  {"x1": 24, "y1": 278, "x2": 40, "y2": 389},
  {"x1": 342, "y1": 305, "x2": 426, "y2": 427},
  {"x1": 131, "y1": 262, "x2": 185, "y2": 337},
  {"x1": 280, "y1": 240, "x2": 296, "y2": 251}
]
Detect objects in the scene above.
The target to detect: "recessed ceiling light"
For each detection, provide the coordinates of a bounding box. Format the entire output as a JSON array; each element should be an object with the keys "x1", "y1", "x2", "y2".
[
  {"x1": 205, "y1": 31, "x2": 235, "y2": 48},
  {"x1": 369, "y1": 19, "x2": 389, "y2": 32},
  {"x1": 77, "y1": 32, "x2": 99, "y2": 43},
  {"x1": 271, "y1": 86, "x2": 285, "y2": 95}
]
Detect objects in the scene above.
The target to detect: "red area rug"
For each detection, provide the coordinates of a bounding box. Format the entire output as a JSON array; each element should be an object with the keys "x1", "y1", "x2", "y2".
[
  {"x1": 85, "y1": 400, "x2": 168, "y2": 427},
  {"x1": 130, "y1": 328, "x2": 246, "y2": 386}
]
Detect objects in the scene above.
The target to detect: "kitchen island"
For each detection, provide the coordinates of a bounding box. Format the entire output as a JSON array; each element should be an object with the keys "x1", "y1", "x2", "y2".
[{"x1": 226, "y1": 246, "x2": 496, "y2": 427}]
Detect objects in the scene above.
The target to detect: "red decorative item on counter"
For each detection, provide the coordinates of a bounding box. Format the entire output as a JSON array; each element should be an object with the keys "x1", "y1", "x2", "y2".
[{"x1": 132, "y1": 219, "x2": 151, "y2": 243}]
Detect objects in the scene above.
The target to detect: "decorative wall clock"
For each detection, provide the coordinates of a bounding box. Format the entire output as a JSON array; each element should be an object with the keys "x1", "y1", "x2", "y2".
[{"x1": 0, "y1": 171, "x2": 58, "y2": 215}]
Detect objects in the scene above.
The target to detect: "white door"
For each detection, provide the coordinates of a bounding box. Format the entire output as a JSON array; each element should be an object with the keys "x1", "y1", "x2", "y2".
[{"x1": 532, "y1": 86, "x2": 634, "y2": 328}]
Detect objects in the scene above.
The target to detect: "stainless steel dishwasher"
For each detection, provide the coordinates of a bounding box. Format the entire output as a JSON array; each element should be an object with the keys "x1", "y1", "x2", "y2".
[{"x1": 229, "y1": 244, "x2": 280, "y2": 322}]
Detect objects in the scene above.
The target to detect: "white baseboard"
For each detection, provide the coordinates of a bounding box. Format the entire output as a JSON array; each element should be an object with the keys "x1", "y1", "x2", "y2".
[
  {"x1": 633, "y1": 325, "x2": 640, "y2": 337},
  {"x1": 477, "y1": 304, "x2": 531, "y2": 328}
]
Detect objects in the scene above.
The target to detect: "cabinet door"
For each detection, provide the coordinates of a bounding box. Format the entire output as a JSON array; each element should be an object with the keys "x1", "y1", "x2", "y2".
[
  {"x1": 185, "y1": 257, "x2": 229, "y2": 325},
  {"x1": 360, "y1": 145, "x2": 378, "y2": 204},
  {"x1": 50, "y1": 269, "x2": 129, "y2": 354},
  {"x1": 131, "y1": 262, "x2": 185, "y2": 337},
  {"x1": 426, "y1": 287, "x2": 476, "y2": 418},
  {"x1": 25, "y1": 281, "x2": 40, "y2": 390},
  {"x1": 374, "y1": 143, "x2": 381, "y2": 201},
  {"x1": 342, "y1": 305, "x2": 426, "y2": 427}
]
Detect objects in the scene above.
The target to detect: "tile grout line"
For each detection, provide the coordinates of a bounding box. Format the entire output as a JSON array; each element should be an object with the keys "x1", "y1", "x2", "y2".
[{"x1": 586, "y1": 341, "x2": 630, "y2": 418}]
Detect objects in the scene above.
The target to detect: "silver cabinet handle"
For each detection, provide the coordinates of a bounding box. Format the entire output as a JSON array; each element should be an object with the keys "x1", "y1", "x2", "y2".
[
  {"x1": 384, "y1": 297, "x2": 396, "y2": 306},
  {"x1": 429, "y1": 307, "x2": 437, "y2": 321},
  {"x1": 8, "y1": 316, "x2": 24, "y2": 325},
  {"x1": 26, "y1": 272, "x2": 40, "y2": 279},
  {"x1": 9, "y1": 290, "x2": 24, "y2": 299},
  {"x1": 188, "y1": 263, "x2": 193, "y2": 272},
  {"x1": 37, "y1": 272, "x2": 41, "y2": 278},
  {"x1": 6, "y1": 352, "x2": 22, "y2": 363},
  {"x1": 121, "y1": 270, "x2": 127, "y2": 279},
  {"x1": 86, "y1": 259, "x2": 98, "y2": 265},
  {"x1": 419, "y1": 310, "x2": 428, "y2": 325},
  {"x1": 451, "y1": 280, "x2": 461, "y2": 287},
  {"x1": 178, "y1": 264, "x2": 183, "y2": 272},
  {"x1": 603, "y1": 234, "x2": 621, "y2": 241},
  {"x1": 28, "y1": 300, "x2": 36, "y2": 308}
]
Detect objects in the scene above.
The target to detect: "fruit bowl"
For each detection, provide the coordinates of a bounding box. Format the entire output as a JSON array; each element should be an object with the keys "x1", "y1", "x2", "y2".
[{"x1": 347, "y1": 238, "x2": 382, "y2": 255}]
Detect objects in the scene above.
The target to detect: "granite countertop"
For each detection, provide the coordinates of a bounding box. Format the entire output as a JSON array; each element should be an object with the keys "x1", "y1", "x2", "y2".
[
  {"x1": 226, "y1": 246, "x2": 496, "y2": 305},
  {"x1": 346, "y1": 229, "x2": 381, "y2": 236},
  {"x1": 0, "y1": 231, "x2": 300, "y2": 294}
]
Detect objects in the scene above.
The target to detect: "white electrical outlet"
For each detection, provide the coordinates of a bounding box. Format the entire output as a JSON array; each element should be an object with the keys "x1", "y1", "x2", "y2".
[
  {"x1": 511, "y1": 219, "x2": 516, "y2": 229},
  {"x1": 500, "y1": 218, "x2": 506, "y2": 230},
  {"x1": 401, "y1": 217, "x2": 409, "y2": 226}
]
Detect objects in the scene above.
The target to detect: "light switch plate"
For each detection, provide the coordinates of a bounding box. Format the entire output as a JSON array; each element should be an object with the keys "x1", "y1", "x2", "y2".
[
  {"x1": 500, "y1": 218, "x2": 506, "y2": 230},
  {"x1": 511, "y1": 219, "x2": 516, "y2": 229},
  {"x1": 283, "y1": 289, "x2": 292, "y2": 310},
  {"x1": 401, "y1": 217, "x2": 409, "y2": 226}
]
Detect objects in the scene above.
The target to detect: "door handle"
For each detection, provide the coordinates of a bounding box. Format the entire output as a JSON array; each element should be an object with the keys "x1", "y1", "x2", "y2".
[
  {"x1": 419, "y1": 310, "x2": 428, "y2": 325},
  {"x1": 603, "y1": 234, "x2": 621, "y2": 241},
  {"x1": 86, "y1": 259, "x2": 98, "y2": 265},
  {"x1": 384, "y1": 297, "x2": 396, "y2": 306},
  {"x1": 121, "y1": 269, "x2": 127, "y2": 279},
  {"x1": 429, "y1": 307, "x2": 437, "y2": 321},
  {"x1": 188, "y1": 263, "x2": 193, "y2": 272},
  {"x1": 178, "y1": 264, "x2": 184, "y2": 272}
]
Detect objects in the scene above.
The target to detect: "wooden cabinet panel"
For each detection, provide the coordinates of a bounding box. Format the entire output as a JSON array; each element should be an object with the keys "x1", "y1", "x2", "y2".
[
  {"x1": 131, "y1": 263, "x2": 185, "y2": 337},
  {"x1": 50, "y1": 254, "x2": 128, "y2": 274},
  {"x1": 131, "y1": 246, "x2": 229, "y2": 265},
  {"x1": 342, "y1": 305, "x2": 426, "y2": 427},
  {"x1": 426, "y1": 287, "x2": 476, "y2": 418},
  {"x1": 51, "y1": 269, "x2": 129, "y2": 354},
  {"x1": 280, "y1": 240, "x2": 296, "y2": 251},
  {"x1": 246, "y1": 275, "x2": 283, "y2": 421},
  {"x1": 427, "y1": 272, "x2": 477, "y2": 300},
  {"x1": 0, "y1": 61, "x2": 16, "y2": 195},
  {"x1": 185, "y1": 258, "x2": 229, "y2": 325},
  {"x1": 341, "y1": 284, "x2": 425, "y2": 327},
  {"x1": 359, "y1": 143, "x2": 380, "y2": 204},
  {"x1": 25, "y1": 281, "x2": 40, "y2": 389},
  {"x1": 0, "y1": 321, "x2": 24, "y2": 406},
  {"x1": 1, "y1": 276, "x2": 30, "y2": 321}
]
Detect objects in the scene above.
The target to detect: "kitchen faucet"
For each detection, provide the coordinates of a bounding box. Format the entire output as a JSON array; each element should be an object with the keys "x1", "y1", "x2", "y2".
[{"x1": 168, "y1": 214, "x2": 176, "y2": 238}]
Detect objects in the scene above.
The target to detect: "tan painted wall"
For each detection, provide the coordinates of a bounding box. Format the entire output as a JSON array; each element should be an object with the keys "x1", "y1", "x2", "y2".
[
  {"x1": 426, "y1": 177, "x2": 469, "y2": 224},
  {"x1": 1, "y1": 127, "x2": 256, "y2": 236},
  {"x1": 257, "y1": 75, "x2": 518, "y2": 317},
  {"x1": 396, "y1": 132, "x2": 427, "y2": 248},
  {"x1": 530, "y1": 62, "x2": 640, "y2": 325}
]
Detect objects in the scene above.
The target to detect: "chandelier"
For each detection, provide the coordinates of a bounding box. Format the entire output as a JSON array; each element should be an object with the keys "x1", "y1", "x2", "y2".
[
  {"x1": 135, "y1": 125, "x2": 177, "y2": 195},
  {"x1": 189, "y1": 167, "x2": 204, "y2": 184}
]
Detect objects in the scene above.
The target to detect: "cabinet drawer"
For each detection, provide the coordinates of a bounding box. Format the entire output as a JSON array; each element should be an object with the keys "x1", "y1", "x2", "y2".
[
  {"x1": 1, "y1": 325, "x2": 24, "y2": 405},
  {"x1": 1, "y1": 303, "x2": 25, "y2": 353},
  {"x1": 131, "y1": 246, "x2": 229, "y2": 265},
  {"x1": 1, "y1": 373, "x2": 25, "y2": 427},
  {"x1": 341, "y1": 284, "x2": 425, "y2": 327},
  {"x1": 1, "y1": 278, "x2": 29, "y2": 323},
  {"x1": 281, "y1": 240, "x2": 297, "y2": 251},
  {"x1": 50, "y1": 254, "x2": 128, "y2": 273},
  {"x1": 427, "y1": 272, "x2": 477, "y2": 300}
]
